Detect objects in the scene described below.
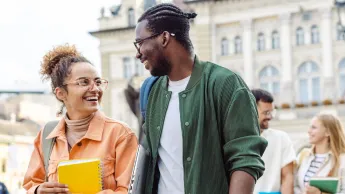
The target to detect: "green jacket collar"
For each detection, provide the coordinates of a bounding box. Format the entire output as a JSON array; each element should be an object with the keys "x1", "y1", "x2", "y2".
[{"x1": 160, "y1": 55, "x2": 204, "y2": 91}]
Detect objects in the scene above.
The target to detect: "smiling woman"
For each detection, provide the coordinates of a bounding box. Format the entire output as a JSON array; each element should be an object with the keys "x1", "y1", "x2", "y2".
[{"x1": 22, "y1": 44, "x2": 138, "y2": 194}]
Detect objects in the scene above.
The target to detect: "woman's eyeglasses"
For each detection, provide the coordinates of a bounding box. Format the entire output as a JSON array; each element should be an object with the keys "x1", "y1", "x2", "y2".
[{"x1": 63, "y1": 78, "x2": 109, "y2": 91}]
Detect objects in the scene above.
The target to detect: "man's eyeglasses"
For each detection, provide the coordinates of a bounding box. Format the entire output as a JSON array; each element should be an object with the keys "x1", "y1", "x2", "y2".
[
  {"x1": 262, "y1": 109, "x2": 277, "y2": 117},
  {"x1": 63, "y1": 78, "x2": 109, "y2": 91},
  {"x1": 133, "y1": 32, "x2": 176, "y2": 54}
]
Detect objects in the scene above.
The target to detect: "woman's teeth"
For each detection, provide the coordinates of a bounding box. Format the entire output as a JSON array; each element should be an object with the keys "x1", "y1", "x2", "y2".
[{"x1": 85, "y1": 97, "x2": 98, "y2": 101}]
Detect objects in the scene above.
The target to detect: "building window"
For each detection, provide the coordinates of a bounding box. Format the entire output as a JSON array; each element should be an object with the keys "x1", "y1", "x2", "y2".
[
  {"x1": 1, "y1": 159, "x2": 6, "y2": 173},
  {"x1": 257, "y1": 32, "x2": 265, "y2": 51},
  {"x1": 135, "y1": 58, "x2": 144, "y2": 76},
  {"x1": 298, "y1": 61, "x2": 320, "y2": 103},
  {"x1": 123, "y1": 57, "x2": 132, "y2": 79},
  {"x1": 271, "y1": 30, "x2": 280, "y2": 49},
  {"x1": 311, "y1": 25, "x2": 320, "y2": 44},
  {"x1": 337, "y1": 23, "x2": 345, "y2": 41},
  {"x1": 234, "y1": 36, "x2": 242, "y2": 54},
  {"x1": 221, "y1": 38, "x2": 229, "y2": 56},
  {"x1": 296, "y1": 27, "x2": 305, "y2": 46},
  {"x1": 339, "y1": 58, "x2": 345, "y2": 99},
  {"x1": 128, "y1": 8, "x2": 135, "y2": 27},
  {"x1": 259, "y1": 65, "x2": 280, "y2": 95}
]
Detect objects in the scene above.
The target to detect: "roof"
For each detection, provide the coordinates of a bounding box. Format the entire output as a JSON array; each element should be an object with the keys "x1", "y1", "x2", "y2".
[
  {"x1": 89, "y1": 26, "x2": 136, "y2": 36},
  {"x1": 0, "y1": 119, "x2": 40, "y2": 137},
  {"x1": 110, "y1": 4, "x2": 122, "y2": 16},
  {"x1": 184, "y1": 0, "x2": 218, "y2": 3}
]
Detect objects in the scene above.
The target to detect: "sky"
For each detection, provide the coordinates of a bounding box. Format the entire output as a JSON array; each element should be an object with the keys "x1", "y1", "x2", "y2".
[{"x1": 0, "y1": 0, "x2": 122, "y2": 92}]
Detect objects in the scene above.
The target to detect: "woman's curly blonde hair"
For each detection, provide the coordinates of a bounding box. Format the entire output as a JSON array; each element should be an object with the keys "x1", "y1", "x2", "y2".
[
  {"x1": 40, "y1": 44, "x2": 81, "y2": 80},
  {"x1": 40, "y1": 44, "x2": 91, "y2": 116}
]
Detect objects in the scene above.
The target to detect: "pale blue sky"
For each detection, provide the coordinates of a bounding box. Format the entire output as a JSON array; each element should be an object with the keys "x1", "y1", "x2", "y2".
[{"x1": 0, "y1": 0, "x2": 121, "y2": 92}]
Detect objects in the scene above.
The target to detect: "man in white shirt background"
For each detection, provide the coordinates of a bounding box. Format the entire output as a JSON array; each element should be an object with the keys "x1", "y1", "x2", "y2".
[{"x1": 252, "y1": 89, "x2": 296, "y2": 194}]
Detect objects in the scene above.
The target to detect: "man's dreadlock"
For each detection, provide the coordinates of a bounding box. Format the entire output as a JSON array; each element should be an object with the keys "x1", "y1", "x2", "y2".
[{"x1": 138, "y1": 3, "x2": 197, "y2": 53}]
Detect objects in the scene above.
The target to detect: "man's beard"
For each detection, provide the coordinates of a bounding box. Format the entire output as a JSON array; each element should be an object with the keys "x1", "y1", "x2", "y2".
[
  {"x1": 150, "y1": 54, "x2": 172, "y2": 76},
  {"x1": 260, "y1": 119, "x2": 270, "y2": 130}
]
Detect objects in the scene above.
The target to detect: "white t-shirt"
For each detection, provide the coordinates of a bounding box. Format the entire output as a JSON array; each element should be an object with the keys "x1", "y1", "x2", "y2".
[
  {"x1": 157, "y1": 76, "x2": 190, "y2": 194},
  {"x1": 254, "y1": 129, "x2": 296, "y2": 194}
]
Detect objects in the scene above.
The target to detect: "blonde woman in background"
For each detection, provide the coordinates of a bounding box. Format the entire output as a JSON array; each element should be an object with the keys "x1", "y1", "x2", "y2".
[{"x1": 294, "y1": 113, "x2": 345, "y2": 194}]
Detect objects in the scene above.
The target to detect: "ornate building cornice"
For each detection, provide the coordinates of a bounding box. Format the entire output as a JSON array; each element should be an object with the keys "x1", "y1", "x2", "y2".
[{"x1": 89, "y1": 26, "x2": 135, "y2": 37}]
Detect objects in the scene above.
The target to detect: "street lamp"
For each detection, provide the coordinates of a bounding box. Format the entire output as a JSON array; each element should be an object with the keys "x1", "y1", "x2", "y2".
[{"x1": 335, "y1": 0, "x2": 345, "y2": 39}]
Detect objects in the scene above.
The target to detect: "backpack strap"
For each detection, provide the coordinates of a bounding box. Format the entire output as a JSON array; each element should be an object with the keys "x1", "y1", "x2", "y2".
[
  {"x1": 297, "y1": 148, "x2": 311, "y2": 169},
  {"x1": 139, "y1": 76, "x2": 159, "y2": 120},
  {"x1": 41, "y1": 121, "x2": 59, "y2": 181}
]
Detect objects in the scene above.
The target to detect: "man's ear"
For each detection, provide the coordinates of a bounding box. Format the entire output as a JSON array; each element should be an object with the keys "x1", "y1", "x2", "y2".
[
  {"x1": 161, "y1": 31, "x2": 171, "y2": 48},
  {"x1": 55, "y1": 87, "x2": 66, "y2": 102}
]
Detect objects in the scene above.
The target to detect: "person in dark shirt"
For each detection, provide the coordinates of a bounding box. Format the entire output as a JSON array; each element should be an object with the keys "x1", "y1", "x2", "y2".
[
  {"x1": 134, "y1": 3, "x2": 267, "y2": 194},
  {"x1": 0, "y1": 182, "x2": 9, "y2": 194}
]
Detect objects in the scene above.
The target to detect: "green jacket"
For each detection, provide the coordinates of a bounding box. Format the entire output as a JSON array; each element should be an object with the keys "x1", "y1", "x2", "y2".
[{"x1": 143, "y1": 56, "x2": 267, "y2": 194}]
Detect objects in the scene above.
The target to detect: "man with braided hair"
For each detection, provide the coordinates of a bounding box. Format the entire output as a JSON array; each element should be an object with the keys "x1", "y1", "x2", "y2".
[{"x1": 134, "y1": 3, "x2": 267, "y2": 194}]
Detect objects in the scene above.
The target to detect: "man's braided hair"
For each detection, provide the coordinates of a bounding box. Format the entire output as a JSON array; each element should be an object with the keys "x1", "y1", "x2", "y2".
[{"x1": 138, "y1": 3, "x2": 197, "y2": 53}]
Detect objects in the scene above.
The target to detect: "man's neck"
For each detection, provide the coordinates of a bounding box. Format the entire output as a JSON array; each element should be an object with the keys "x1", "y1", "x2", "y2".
[{"x1": 168, "y1": 53, "x2": 194, "y2": 81}]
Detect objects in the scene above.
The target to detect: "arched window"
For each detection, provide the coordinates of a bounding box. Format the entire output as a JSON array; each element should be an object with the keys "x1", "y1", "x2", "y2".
[
  {"x1": 128, "y1": 8, "x2": 135, "y2": 27},
  {"x1": 296, "y1": 27, "x2": 305, "y2": 45},
  {"x1": 259, "y1": 66, "x2": 280, "y2": 95},
  {"x1": 271, "y1": 30, "x2": 280, "y2": 49},
  {"x1": 234, "y1": 36, "x2": 242, "y2": 54},
  {"x1": 257, "y1": 32, "x2": 265, "y2": 51},
  {"x1": 311, "y1": 25, "x2": 320, "y2": 44},
  {"x1": 339, "y1": 58, "x2": 345, "y2": 98},
  {"x1": 298, "y1": 61, "x2": 320, "y2": 103},
  {"x1": 221, "y1": 38, "x2": 229, "y2": 56}
]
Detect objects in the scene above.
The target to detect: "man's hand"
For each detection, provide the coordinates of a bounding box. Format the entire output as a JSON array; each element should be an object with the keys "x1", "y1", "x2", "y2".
[
  {"x1": 229, "y1": 170, "x2": 255, "y2": 194},
  {"x1": 36, "y1": 182, "x2": 69, "y2": 194}
]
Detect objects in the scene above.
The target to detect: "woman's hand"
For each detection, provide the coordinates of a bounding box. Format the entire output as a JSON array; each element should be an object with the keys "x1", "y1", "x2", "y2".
[
  {"x1": 305, "y1": 184, "x2": 322, "y2": 194},
  {"x1": 36, "y1": 182, "x2": 69, "y2": 194}
]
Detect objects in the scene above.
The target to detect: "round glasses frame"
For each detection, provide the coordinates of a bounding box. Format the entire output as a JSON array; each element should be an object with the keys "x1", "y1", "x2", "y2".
[{"x1": 63, "y1": 78, "x2": 109, "y2": 91}]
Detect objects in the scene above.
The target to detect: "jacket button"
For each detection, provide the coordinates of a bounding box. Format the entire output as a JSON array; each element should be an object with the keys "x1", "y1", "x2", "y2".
[
  {"x1": 182, "y1": 94, "x2": 187, "y2": 98},
  {"x1": 187, "y1": 157, "x2": 192, "y2": 162},
  {"x1": 157, "y1": 126, "x2": 161, "y2": 130},
  {"x1": 185, "y1": 122, "x2": 189, "y2": 126},
  {"x1": 166, "y1": 94, "x2": 168, "y2": 98}
]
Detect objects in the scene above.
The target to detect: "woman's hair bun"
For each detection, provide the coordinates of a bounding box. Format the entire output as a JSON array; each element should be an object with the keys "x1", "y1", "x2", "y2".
[{"x1": 40, "y1": 44, "x2": 80, "y2": 79}]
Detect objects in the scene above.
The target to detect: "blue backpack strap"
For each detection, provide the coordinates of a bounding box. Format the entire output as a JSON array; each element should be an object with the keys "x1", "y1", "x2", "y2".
[{"x1": 140, "y1": 76, "x2": 159, "y2": 120}]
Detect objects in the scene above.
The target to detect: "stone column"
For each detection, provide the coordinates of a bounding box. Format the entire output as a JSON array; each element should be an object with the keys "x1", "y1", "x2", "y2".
[
  {"x1": 211, "y1": 22, "x2": 217, "y2": 62},
  {"x1": 193, "y1": 4, "x2": 212, "y2": 61},
  {"x1": 242, "y1": 19, "x2": 254, "y2": 88},
  {"x1": 280, "y1": 13, "x2": 293, "y2": 105},
  {"x1": 321, "y1": 8, "x2": 335, "y2": 100}
]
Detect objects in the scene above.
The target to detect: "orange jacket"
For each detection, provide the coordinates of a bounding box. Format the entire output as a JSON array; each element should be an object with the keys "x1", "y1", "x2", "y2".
[{"x1": 23, "y1": 111, "x2": 138, "y2": 194}]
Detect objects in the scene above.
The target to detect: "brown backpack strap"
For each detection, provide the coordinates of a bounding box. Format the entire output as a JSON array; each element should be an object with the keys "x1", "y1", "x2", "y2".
[{"x1": 41, "y1": 121, "x2": 59, "y2": 181}]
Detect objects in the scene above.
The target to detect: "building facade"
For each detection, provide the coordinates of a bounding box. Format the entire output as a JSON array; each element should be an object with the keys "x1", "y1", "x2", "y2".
[
  {"x1": 0, "y1": 93, "x2": 60, "y2": 193},
  {"x1": 90, "y1": 0, "x2": 345, "y2": 147}
]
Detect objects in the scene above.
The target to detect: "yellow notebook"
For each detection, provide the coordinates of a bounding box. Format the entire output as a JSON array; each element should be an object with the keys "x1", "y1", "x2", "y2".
[{"x1": 57, "y1": 158, "x2": 103, "y2": 194}]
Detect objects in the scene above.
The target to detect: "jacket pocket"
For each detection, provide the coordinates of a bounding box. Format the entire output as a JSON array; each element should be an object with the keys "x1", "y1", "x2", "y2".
[
  {"x1": 102, "y1": 157, "x2": 116, "y2": 190},
  {"x1": 48, "y1": 160, "x2": 58, "y2": 182}
]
